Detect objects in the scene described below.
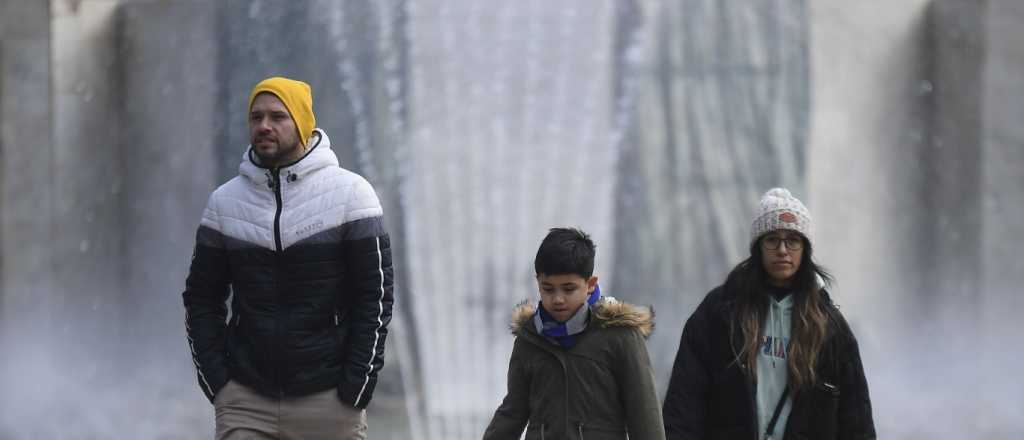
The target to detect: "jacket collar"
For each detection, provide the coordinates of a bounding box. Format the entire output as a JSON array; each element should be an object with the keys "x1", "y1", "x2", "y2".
[
  {"x1": 510, "y1": 297, "x2": 654, "y2": 339},
  {"x1": 239, "y1": 128, "x2": 337, "y2": 186}
]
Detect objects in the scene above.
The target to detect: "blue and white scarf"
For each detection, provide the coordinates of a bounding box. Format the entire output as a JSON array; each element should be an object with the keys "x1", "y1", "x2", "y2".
[{"x1": 534, "y1": 284, "x2": 602, "y2": 348}]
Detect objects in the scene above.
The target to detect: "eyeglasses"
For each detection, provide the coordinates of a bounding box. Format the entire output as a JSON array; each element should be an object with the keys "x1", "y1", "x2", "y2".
[{"x1": 761, "y1": 235, "x2": 804, "y2": 251}]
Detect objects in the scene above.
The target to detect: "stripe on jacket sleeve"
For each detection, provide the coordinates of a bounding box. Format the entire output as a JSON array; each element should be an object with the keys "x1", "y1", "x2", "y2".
[
  {"x1": 184, "y1": 309, "x2": 215, "y2": 398},
  {"x1": 354, "y1": 236, "x2": 386, "y2": 406}
]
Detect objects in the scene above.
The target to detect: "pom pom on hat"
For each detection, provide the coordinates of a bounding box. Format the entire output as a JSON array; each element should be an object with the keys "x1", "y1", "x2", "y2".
[{"x1": 750, "y1": 187, "x2": 813, "y2": 246}]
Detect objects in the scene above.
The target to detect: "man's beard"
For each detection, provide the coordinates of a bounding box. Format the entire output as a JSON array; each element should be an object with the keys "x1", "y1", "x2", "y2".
[{"x1": 253, "y1": 138, "x2": 302, "y2": 166}]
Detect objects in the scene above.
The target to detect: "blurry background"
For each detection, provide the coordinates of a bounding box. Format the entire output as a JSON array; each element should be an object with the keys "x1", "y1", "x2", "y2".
[{"x1": 1, "y1": 0, "x2": 1022, "y2": 438}]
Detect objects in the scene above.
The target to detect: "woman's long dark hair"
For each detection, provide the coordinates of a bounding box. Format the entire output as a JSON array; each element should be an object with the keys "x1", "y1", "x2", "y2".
[{"x1": 726, "y1": 234, "x2": 833, "y2": 391}]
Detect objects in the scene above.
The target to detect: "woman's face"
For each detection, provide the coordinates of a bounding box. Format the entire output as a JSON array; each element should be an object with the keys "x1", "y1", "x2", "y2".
[{"x1": 760, "y1": 230, "x2": 804, "y2": 287}]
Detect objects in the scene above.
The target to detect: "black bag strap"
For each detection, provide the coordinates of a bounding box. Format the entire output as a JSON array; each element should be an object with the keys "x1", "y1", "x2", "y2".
[{"x1": 763, "y1": 387, "x2": 791, "y2": 440}]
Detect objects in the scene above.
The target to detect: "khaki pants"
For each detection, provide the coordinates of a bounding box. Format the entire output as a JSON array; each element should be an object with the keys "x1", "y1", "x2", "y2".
[{"x1": 214, "y1": 380, "x2": 367, "y2": 440}]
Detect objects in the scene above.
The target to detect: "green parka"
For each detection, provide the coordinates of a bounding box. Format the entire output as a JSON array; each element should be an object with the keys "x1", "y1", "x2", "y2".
[{"x1": 483, "y1": 298, "x2": 667, "y2": 440}]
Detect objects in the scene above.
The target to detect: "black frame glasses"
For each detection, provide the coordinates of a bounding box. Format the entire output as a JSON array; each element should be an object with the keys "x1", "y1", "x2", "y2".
[{"x1": 761, "y1": 235, "x2": 804, "y2": 251}]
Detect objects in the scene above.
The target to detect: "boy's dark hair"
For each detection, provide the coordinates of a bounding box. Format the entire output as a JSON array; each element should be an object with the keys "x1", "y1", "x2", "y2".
[{"x1": 534, "y1": 227, "x2": 596, "y2": 278}]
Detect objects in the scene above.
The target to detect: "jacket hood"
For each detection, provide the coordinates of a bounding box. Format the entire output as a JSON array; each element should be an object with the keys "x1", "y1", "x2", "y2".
[
  {"x1": 510, "y1": 298, "x2": 654, "y2": 339},
  {"x1": 239, "y1": 128, "x2": 337, "y2": 185}
]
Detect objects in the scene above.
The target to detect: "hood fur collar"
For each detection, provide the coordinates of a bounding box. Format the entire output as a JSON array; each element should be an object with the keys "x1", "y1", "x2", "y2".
[{"x1": 510, "y1": 298, "x2": 654, "y2": 339}]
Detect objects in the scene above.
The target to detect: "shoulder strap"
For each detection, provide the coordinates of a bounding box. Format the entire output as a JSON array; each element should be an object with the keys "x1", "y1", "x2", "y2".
[{"x1": 763, "y1": 387, "x2": 791, "y2": 440}]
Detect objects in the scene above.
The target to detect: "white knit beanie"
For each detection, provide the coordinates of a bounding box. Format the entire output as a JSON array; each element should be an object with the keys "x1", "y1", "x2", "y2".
[{"x1": 750, "y1": 188, "x2": 813, "y2": 246}]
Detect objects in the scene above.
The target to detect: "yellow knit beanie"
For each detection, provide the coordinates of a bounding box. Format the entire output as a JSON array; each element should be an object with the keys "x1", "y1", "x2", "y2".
[{"x1": 248, "y1": 77, "x2": 316, "y2": 147}]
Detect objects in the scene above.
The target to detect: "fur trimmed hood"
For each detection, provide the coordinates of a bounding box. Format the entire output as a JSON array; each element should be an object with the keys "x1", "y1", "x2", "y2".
[{"x1": 510, "y1": 297, "x2": 654, "y2": 339}]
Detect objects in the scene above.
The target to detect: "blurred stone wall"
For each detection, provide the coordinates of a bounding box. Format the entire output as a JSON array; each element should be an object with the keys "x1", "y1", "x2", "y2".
[
  {"x1": 979, "y1": 0, "x2": 1024, "y2": 347},
  {"x1": 977, "y1": 3, "x2": 1024, "y2": 430},
  {"x1": 807, "y1": 0, "x2": 933, "y2": 347},
  {"x1": 118, "y1": 0, "x2": 219, "y2": 366},
  {"x1": 50, "y1": 0, "x2": 126, "y2": 380},
  {"x1": 0, "y1": 0, "x2": 56, "y2": 403},
  {"x1": 942, "y1": 0, "x2": 1024, "y2": 433}
]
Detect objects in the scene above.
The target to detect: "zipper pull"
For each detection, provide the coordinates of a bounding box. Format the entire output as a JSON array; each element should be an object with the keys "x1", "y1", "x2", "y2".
[
  {"x1": 268, "y1": 169, "x2": 282, "y2": 191},
  {"x1": 268, "y1": 171, "x2": 283, "y2": 191}
]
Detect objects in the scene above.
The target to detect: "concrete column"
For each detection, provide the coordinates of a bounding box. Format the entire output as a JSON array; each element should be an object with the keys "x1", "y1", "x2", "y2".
[
  {"x1": 118, "y1": 1, "x2": 218, "y2": 359},
  {"x1": 0, "y1": 0, "x2": 55, "y2": 434},
  {"x1": 810, "y1": 0, "x2": 1023, "y2": 436},
  {"x1": 105, "y1": 2, "x2": 220, "y2": 436},
  {"x1": 978, "y1": 1, "x2": 1024, "y2": 432},
  {"x1": 927, "y1": 0, "x2": 985, "y2": 336},
  {"x1": 979, "y1": 0, "x2": 1024, "y2": 337},
  {"x1": 807, "y1": 1, "x2": 935, "y2": 436},
  {"x1": 49, "y1": 0, "x2": 123, "y2": 379},
  {"x1": 611, "y1": 0, "x2": 813, "y2": 389},
  {"x1": 404, "y1": 1, "x2": 618, "y2": 436},
  {"x1": 0, "y1": 0, "x2": 54, "y2": 373},
  {"x1": 808, "y1": 0, "x2": 933, "y2": 334},
  {"x1": 0, "y1": 15, "x2": 4, "y2": 323},
  {"x1": 926, "y1": 1, "x2": 1024, "y2": 434}
]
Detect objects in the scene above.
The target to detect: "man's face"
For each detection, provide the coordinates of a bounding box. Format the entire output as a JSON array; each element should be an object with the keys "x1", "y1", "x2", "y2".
[
  {"x1": 249, "y1": 92, "x2": 302, "y2": 166},
  {"x1": 536, "y1": 273, "x2": 598, "y2": 322}
]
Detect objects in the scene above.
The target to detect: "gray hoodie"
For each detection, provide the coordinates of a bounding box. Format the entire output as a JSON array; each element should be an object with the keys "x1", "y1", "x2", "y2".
[{"x1": 756, "y1": 293, "x2": 793, "y2": 439}]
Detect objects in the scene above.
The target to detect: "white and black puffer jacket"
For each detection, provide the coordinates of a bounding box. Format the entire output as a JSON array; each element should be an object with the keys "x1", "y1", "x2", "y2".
[{"x1": 183, "y1": 129, "x2": 393, "y2": 409}]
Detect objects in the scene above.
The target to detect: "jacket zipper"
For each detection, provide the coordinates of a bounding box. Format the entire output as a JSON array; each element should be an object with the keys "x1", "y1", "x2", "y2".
[
  {"x1": 272, "y1": 169, "x2": 284, "y2": 252},
  {"x1": 550, "y1": 336, "x2": 573, "y2": 439},
  {"x1": 271, "y1": 169, "x2": 285, "y2": 397},
  {"x1": 732, "y1": 321, "x2": 760, "y2": 440},
  {"x1": 523, "y1": 332, "x2": 573, "y2": 439},
  {"x1": 560, "y1": 357, "x2": 570, "y2": 439}
]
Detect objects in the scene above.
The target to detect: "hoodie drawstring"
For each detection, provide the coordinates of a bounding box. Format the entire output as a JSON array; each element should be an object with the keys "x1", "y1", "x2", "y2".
[
  {"x1": 769, "y1": 303, "x2": 777, "y2": 368},
  {"x1": 768, "y1": 297, "x2": 788, "y2": 368}
]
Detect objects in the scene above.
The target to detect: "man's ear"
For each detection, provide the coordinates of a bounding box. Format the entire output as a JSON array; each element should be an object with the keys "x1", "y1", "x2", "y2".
[{"x1": 587, "y1": 276, "x2": 599, "y2": 292}]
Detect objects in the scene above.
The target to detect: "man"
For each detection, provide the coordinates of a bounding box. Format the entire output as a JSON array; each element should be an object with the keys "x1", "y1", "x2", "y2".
[{"x1": 183, "y1": 76, "x2": 394, "y2": 439}]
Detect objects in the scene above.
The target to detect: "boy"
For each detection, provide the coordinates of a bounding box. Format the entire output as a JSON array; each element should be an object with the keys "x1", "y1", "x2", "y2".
[{"x1": 483, "y1": 228, "x2": 666, "y2": 440}]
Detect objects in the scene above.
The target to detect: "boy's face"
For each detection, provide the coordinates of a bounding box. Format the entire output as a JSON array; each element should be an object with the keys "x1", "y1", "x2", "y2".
[{"x1": 536, "y1": 273, "x2": 599, "y2": 322}]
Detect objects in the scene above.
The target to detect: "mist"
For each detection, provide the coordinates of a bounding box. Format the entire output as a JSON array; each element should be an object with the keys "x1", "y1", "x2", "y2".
[{"x1": 1, "y1": 0, "x2": 1022, "y2": 439}]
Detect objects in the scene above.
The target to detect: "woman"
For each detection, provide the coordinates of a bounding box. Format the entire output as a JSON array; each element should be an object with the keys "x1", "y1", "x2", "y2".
[{"x1": 662, "y1": 188, "x2": 875, "y2": 440}]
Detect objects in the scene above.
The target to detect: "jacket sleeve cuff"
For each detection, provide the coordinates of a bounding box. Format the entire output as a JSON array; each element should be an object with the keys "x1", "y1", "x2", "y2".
[
  {"x1": 337, "y1": 378, "x2": 374, "y2": 409},
  {"x1": 200, "y1": 373, "x2": 230, "y2": 405}
]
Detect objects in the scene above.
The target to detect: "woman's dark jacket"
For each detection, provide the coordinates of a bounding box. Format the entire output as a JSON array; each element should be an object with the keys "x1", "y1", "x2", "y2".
[{"x1": 662, "y1": 285, "x2": 875, "y2": 440}]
